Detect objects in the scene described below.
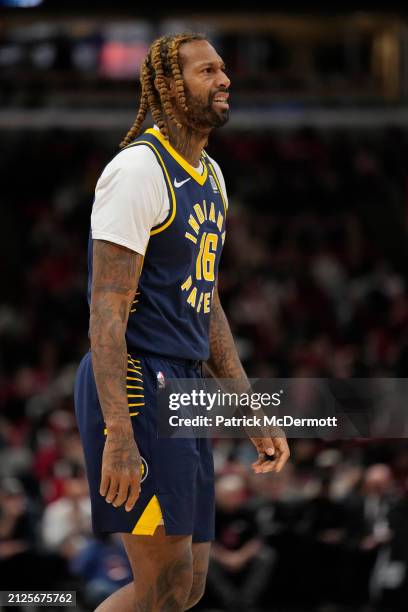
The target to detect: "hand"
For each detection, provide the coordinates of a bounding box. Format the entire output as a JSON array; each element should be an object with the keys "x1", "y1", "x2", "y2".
[
  {"x1": 100, "y1": 425, "x2": 142, "y2": 512},
  {"x1": 250, "y1": 427, "x2": 290, "y2": 474}
]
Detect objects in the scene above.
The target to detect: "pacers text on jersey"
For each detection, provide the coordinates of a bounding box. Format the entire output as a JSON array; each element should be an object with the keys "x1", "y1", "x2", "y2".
[{"x1": 181, "y1": 199, "x2": 226, "y2": 314}]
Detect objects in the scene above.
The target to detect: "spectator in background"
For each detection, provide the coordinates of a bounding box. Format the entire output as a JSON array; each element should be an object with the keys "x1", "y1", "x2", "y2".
[
  {"x1": 0, "y1": 476, "x2": 65, "y2": 592},
  {"x1": 68, "y1": 533, "x2": 132, "y2": 609},
  {"x1": 42, "y1": 463, "x2": 91, "y2": 551},
  {"x1": 299, "y1": 474, "x2": 348, "y2": 607},
  {"x1": 0, "y1": 477, "x2": 36, "y2": 565},
  {"x1": 374, "y1": 477, "x2": 408, "y2": 610},
  {"x1": 208, "y1": 473, "x2": 275, "y2": 611},
  {"x1": 343, "y1": 464, "x2": 396, "y2": 606},
  {"x1": 2, "y1": 127, "x2": 408, "y2": 610}
]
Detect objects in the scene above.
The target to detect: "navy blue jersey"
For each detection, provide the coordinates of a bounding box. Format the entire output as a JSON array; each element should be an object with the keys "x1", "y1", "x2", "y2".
[{"x1": 87, "y1": 128, "x2": 227, "y2": 361}]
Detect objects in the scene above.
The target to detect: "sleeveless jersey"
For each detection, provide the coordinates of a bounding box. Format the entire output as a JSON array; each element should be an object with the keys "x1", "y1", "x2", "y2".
[{"x1": 87, "y1": 128, "x2": 227, "y2": 361}]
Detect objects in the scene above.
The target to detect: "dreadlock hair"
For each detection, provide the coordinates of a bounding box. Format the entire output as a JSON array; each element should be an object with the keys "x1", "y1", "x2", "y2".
[{"x1": 119, "y1": 32, "x2": 207, "y2": 149}]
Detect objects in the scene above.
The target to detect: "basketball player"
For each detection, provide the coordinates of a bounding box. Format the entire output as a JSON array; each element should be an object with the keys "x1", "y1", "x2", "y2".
[{"x1": 75, "y1": 33, "x2": 290, "y2": 611}]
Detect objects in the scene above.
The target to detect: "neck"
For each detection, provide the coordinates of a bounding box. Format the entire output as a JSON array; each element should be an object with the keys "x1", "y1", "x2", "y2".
[{"x1": 164, "y1": 119, "x2": 209, "y2": 167}]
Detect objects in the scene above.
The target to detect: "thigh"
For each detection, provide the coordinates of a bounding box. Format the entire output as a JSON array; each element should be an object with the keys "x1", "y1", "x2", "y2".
[
  {"x1": 75, "y1": 352, "x2": 199, "y2": 537},
  {"x1": 121, "y1": 526, "x2": 193, "y2": 609}
]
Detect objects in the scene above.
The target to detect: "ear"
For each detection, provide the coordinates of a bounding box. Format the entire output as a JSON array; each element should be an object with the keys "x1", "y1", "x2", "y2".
[{"x1": 154, "y1": 76, "x2": 176, "y2": 99}]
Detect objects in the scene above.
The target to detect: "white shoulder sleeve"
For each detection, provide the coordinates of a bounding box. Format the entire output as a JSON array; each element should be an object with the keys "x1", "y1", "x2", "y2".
[
  {"x1": 207, "y1": 156, "x2": 228, "y2": 210},
  {"x1": 91, "y1": 145, "x2": 169, "y2": 255}
]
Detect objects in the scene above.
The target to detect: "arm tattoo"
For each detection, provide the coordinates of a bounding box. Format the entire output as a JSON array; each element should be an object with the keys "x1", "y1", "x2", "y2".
[
  {"x1": 207, "y1": 292, "x2": 287, "y2": 448},
  {"x1": 206, "y1": 288, "x2": 249, "y2": 391},
  {"x1": 90, "y1": 240, "x2": 143, "y2": 433}
]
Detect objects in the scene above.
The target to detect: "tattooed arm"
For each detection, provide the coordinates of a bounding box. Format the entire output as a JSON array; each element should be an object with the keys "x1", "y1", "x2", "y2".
[
  {"x1": 90, "y1": 239, "x2": 143, "y2": 511},
  {"x1": 206, "y1": 287, "x2": 290, "y2": 473},
  {"x1": 206, "y1": 288, "x2": 247, "y2": 383}
]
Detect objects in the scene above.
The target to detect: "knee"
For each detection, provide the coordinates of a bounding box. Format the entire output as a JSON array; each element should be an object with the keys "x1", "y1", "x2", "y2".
[
  {"x1": 184, "y1": 570, "x2": 207, "y2": 610},
  {"x1": 133, "y1": 571, "x2": 193, "y2": 612},
  {"x1": 160, "y1": 559, "x2": 194, "y2": 611}
]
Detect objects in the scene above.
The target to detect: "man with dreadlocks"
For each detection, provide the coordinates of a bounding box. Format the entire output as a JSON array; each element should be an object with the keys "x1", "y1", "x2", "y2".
[{"x1": 75, "y1": 33, "x2": 289, "y2": 611}]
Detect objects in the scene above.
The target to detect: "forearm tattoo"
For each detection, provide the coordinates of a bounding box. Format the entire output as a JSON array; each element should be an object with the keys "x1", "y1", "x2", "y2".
[
  {"x1": 207, "y1": 289, "x2": 249, "y2": 390},
  {"x1": 89, "y1": 240, "x2": 143, "y2": 430}
]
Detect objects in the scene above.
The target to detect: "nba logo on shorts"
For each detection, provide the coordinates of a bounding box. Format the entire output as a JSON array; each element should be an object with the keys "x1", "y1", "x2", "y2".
[{"x1": 156, "y1": 371, "x2": 166, "y2": 389}]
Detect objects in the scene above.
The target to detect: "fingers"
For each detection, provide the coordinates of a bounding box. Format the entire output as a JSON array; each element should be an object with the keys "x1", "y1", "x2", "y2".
[
  {"x1": 251, "y1": 434, "x2": 275, "y2": 474},
  {"x1": 274, "y1": 452, "x2": 289, "y2": 473},
  {"x1": 125, "y1": 475, "x2": 141, "y2": 512},
  {"x1": 105, "y1": 475, "x2": 120, "y2": 504},
  {"x1": 252, "y1": 438, "x2": 290, "y2": 474},
  {"x1": 100, "y1": 470, "x2": 141, "y2": 510},
  {"x1": 99, "y1": 471, "x2": 110, "y2": 498},
  {"x1": 253, "y1": 456, "x2": 278, "y2": 473},
  {"x1": 261, "y1": 435, "x2": 275, "y2": 457},
  {"x1": 113, "y1": 477, "x2": 130, "y2": 508},
  {"x1": 261, "y1": 458, "x2": 280, "y2": 473},
  {"x1": 251, "y1": 456, "x2": 264, "y2": 473},
  {"x1": 273, "y1": 438, "x2": 290, "y2": 473}
]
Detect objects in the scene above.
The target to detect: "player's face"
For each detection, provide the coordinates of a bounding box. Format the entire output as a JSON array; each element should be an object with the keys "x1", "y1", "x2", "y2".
[{"x1": 178, "y1": 40, "x2": 230, "y2": 130}]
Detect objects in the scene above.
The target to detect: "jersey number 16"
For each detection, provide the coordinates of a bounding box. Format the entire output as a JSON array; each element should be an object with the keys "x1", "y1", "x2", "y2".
[{"x1": 195, "y1": 232, "x2": 218, "y2": 282}]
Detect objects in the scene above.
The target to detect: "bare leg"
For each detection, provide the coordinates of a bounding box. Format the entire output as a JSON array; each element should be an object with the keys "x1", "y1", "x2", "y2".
[
  {"x1": 94, "y1": 535, "x2": 210, "y2": 612},
  {"x1": 94, "y1": 582, "x2": 135, "y2": 612},
  {"x1": 122, "y1": 526, "x2": 192, "y2": 611}
]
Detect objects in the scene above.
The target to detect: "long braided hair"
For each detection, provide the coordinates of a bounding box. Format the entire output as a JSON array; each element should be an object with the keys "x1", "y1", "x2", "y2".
[{"x1": 119, "y1": 33, "x2": 206, "y2": 149}]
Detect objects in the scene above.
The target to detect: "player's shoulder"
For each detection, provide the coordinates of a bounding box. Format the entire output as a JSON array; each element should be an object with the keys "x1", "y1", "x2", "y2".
[
  {"x1": 95, "y1": 142, "x2": 165, "y2": 193},
  {"x1": 105, "y1": 142, "x2": 161, "y2": 176}
]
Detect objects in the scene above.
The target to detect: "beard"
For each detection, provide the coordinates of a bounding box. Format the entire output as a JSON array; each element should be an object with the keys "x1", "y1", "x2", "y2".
[{"x1": 182, "y1": 85, "x2": 230, "y2": 130}]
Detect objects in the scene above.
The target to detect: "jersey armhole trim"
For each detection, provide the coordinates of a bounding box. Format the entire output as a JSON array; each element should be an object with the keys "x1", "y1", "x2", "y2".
[
  {"x1": 204, "y1": 153, "x2": 228, "y2": 216},
  {"x1": 125, "y1": 140, "x2": 177, "y2": 236}
]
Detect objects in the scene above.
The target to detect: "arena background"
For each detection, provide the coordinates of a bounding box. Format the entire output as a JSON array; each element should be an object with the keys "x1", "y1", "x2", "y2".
[{"x1": 1, "y1": 2, "x2": 408, "y2": 611}]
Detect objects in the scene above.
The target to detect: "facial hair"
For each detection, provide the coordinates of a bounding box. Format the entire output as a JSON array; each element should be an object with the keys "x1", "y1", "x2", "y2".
[{"x1": 183, "y1": 85, "x2": 230, "y2": 130}]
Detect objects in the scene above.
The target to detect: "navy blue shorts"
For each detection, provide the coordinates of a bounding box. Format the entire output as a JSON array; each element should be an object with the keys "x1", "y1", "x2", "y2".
[{"x1": 74, "y1": 351, "x2": 215, "y2": 542}]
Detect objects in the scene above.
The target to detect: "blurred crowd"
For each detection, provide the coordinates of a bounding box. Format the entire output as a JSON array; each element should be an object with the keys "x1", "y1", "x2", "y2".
[{"x1": 1, "y1": 125, "x2": 408, "y2": 611}]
